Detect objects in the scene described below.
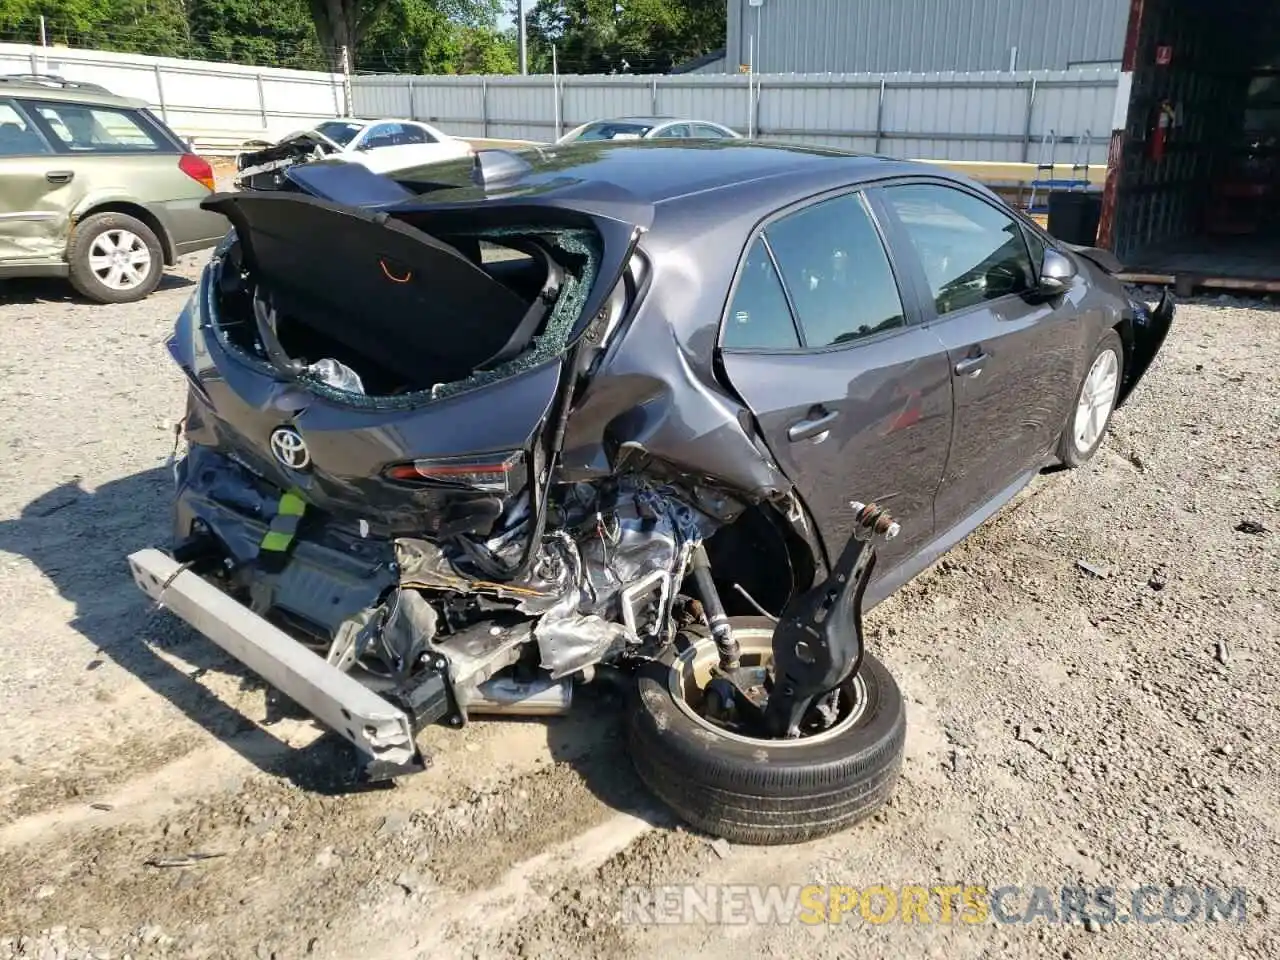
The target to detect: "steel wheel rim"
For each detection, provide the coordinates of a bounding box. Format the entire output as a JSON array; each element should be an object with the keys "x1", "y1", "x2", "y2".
[
  {"x1": 1074, "y1": 348, "x2": 1119, "y2": 451},
  {"x1": 88, "y1": 229, "x2": 152, "y2": 290},
  {"x1": 667, "y1": 625, "x2": 868, "y2": 747}
]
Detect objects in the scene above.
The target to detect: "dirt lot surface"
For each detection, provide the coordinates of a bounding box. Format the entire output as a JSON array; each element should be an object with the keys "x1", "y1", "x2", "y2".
[{"x1": 0, "y1": 259, "x2": 1277, "y2": 960}]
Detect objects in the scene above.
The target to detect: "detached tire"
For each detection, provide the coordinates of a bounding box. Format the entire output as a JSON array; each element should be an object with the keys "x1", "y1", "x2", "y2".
[
  {"x1": 627, "y1": 618, "x2": 906, "y2": 845},
  {"x1": 1057, "y1": 328, "x2": 1123, "y2": 468},
  {"x1": 67, "y1": 211, "x2": 164, "y2": 304}
]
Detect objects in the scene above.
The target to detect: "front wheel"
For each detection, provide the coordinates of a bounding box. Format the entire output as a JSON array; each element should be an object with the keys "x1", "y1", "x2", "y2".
[
  {"x1": 627, "y1": 618, "x2": 906, "y2": 845},
  {"x1": 1057, "y1": 328, "x2": 1123, "y2": 467}
]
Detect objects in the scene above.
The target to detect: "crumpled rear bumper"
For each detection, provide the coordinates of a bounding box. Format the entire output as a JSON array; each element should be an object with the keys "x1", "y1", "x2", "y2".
[{"x1": 128, "y1": 547, "x2": 427, "y2": 779}]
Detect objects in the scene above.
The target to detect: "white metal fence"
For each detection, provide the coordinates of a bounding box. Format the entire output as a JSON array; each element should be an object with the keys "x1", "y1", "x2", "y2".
[
  {"x1": 0, "y1": 43, "x2": 1120, "y2": 168},
  {"x1": 351, "y1": 68, "x2": 1121, "y2": 165},
  {"x1": 0, "y1": 43, "x2": 343, "y2": 144}
]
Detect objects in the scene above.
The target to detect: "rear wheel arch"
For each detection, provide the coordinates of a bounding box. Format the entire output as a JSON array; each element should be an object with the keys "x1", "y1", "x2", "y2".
[
  {"x1": 702, "y1": 501, "x2": 820, "y2": 618},
  {"x1": 75, "y1": 201, "x2": 175, "y2": 265}
]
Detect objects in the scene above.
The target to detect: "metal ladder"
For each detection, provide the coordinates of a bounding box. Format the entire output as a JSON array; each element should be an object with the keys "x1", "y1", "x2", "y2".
[{"x1": 1028, "y1": 129, "x2": 1092, "y2": 214}]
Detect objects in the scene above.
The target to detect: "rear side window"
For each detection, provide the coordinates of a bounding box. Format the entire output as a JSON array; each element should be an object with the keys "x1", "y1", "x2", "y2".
[
  {"x1": 764, "y1": 193, "x2": 906, "y2": 347},
  {"x1": 575, "y1": 122, "x2": 653, "y2": 141},
  {"x1": 30, "y1": 101, "x2": 166, "y2": 152},
  {"x1": 722, "y1": 238, "x2": 800, "y2": 350},
  {"x1": 364, "y1": 123, "x2": 436, "y2": 147},
  {"x1": 362, "y1": 123, "x2": 401, "y2": 149},
  {"x1": 883, "y1": 183, "x2": 1034, "y2": 316},
  {"x1": 694, "y1": 124, "x2": 730, "y2": 138},
  {"x1": 314, "y1": 120, "x2": 364, "y2": 146},
  {"x1": 0, "y1": 101, "x2": 51, "y2": 156}
]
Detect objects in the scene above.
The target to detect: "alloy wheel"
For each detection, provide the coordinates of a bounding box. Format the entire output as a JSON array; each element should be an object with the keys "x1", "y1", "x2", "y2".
[
  {"x1": 88, "y1": 229, "x2": 153, "y2": 291},
  {"x1": 1073, "y1": 348, "x2": 1119, "y2": 452}
]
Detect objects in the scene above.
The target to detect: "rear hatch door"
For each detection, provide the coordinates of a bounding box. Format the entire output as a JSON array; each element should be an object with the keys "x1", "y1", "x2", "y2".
[{"x1": 175, "y1": 178, "x2": 645, "y2": 537}]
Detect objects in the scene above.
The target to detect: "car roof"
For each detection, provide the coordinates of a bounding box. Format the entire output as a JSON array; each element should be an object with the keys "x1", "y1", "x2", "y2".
[
  {"x1": 409, "y1": 139, "x2": 915, "y2": 210},
  {"x1": 317, "y1": 117, "x2": 427, "y2": 125},
  {"x1": 0, "y1": 75, "x2": 147, "y2": 109}
]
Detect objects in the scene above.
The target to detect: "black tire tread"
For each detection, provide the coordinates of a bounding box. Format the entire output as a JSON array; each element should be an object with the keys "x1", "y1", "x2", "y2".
[
  {"x1": 626, "y1": 620, "x2": 907, "y2": 845},
  {"x1": 67, "y1": 211, "x2": 164, "y2": 304}
]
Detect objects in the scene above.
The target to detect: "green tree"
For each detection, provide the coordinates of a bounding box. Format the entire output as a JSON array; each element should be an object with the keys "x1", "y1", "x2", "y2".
[
  {"x1": 190, "y1": 0, "x2": 327, "y2": 69},
  {"x1": 519, "y1": 0, "x2": 724, "y2": 74},
  {"x1": 306, "y1": 0, "x2": 392, "y2": 70},
  {"x1": 358, "y1": 0, "x2": 513, "y2": 74},
  {"x1": 102, "y1": 0, "x2": 191, "y2": 57},
  {"x1": 0, "y1": 0, "x2": 522, "y2": 74},
  {"x1": 0, "y1": 0, "x2": 107, "y2": 46}
]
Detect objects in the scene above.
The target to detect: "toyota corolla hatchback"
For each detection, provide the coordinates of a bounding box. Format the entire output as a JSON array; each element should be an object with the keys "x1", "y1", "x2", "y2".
[{"x1": 130, "y1": 140, "x2": 1173, "y2": 845}]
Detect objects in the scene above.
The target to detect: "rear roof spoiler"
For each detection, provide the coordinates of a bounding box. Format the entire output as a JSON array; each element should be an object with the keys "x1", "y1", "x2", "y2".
[
  {"x1": 471, "y1": 149, "x2": 534, "y2": 189},
  {"x1": 284, "y1": 160, "x2": 416, "y2": 207}
]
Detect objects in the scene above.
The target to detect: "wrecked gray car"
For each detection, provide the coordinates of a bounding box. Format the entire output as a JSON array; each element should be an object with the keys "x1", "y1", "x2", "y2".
[{"x1": 129, "y1": 140, "x2": 1173, "y2": 845}]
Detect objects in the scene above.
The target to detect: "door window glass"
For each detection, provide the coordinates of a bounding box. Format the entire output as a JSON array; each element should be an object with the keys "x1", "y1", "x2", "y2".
[
  {"x1": 0, "y1": 101, "x2": 50, "y2": 155},
  {"x1": 694, "y1": 123, "x2": 730, "y2": 138},
  {"x1": 661, "y1": 124, "x2": 692, "y2": 138},
  {"x1": 402, "y1": 124, "x2": 435, "y2": 144},
  {"x1": 722, "y1": 237, "x2": 801, "y2": 350},
  {"x1": 884, "y1": 183, "x2": 1034, "y2": 315},
  {"x1": 32, "y1": 102, "x2": 164, "y2": 151},
  {"x1": 764, "y1": 193, "x2": 905, "y2": 347},
  {"x1": 361, "y1": 123, "x2": 402, "y2": 149}
]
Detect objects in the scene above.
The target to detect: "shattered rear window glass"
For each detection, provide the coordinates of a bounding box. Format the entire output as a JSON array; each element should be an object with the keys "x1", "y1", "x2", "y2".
[{"x1": 211, "y1": 224, "x2": 601, "y2": 410}]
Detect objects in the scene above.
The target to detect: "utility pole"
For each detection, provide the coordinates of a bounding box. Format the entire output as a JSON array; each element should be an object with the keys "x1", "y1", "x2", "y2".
[
  {"x1": 341, "y1": 45, "x2": 353, "y2": 117},
  {"x1": 517, "y1": 0, "x2": 528, "y2": 75}
]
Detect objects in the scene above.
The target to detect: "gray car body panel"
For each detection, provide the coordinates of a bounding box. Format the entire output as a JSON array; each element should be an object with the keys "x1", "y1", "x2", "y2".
[{"x1": 178, "y1": 139, "x2": 1172, "y2": 598}]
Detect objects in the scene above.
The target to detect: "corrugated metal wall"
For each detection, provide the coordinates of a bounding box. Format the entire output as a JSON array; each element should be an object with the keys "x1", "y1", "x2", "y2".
[
  {"x1": 352, "y1": 68, "x2": 1120, "y2": 165},
  {"x1": 726, "y1": 0, "x2": 1129, "y2": 75}
]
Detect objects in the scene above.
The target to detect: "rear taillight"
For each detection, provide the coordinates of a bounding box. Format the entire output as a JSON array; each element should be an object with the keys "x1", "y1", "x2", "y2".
[
  {"x1": 179, "y1": 153, "x2": 216, "y2": 191},
  {"x1": 384, "y1": 452, "x2": 525, "y2": 495}
]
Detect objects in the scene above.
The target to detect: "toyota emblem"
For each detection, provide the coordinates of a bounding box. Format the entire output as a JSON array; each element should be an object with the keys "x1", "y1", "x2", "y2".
[{"x1": 269, "y1": 427, "x2": 311, "y2": 470}]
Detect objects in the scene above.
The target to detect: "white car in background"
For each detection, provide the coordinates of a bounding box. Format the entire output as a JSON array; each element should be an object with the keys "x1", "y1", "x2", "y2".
[
  {"x1": 556, "y1": 116, "x2": 742, "y2": 144},
  {"x1": 236, "y1": 117, "x2": 472, "y2": 189}
]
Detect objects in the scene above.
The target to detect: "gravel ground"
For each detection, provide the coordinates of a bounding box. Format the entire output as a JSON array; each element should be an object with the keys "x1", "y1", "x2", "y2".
[{"x1": 0, "y1": 259, "x2": 1277, "y2": 960}]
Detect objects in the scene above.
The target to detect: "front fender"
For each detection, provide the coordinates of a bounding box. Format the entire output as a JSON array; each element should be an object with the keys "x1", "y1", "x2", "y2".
[{"x1": 1118, "y1": 288, "x2": 1175, "y2": 406}]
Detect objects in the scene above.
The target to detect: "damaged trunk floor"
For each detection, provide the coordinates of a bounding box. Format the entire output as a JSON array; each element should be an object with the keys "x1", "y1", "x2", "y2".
[{"x1": 0, "y1": 257, "x2": 1277, "y2": 959}]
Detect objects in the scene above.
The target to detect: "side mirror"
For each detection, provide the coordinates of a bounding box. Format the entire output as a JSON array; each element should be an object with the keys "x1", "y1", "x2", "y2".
[{"x1": 1037, "y1": 248, "x2": 1077, "y2": 296}]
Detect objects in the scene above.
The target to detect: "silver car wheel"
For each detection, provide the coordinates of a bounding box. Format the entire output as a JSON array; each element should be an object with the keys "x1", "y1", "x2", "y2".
[
  {"x1": 88, "y1": 229, "x2": 153, "y2": 291},
  {"x1": 667, "y1": 624, "x2": 868, "y2": 746},
  {"x1": 1073, "y1": 347, "x2": 1120, "y2": 452}
]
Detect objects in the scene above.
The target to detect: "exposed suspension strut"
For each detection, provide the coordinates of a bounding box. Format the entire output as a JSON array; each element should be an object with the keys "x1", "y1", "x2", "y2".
[
  {"x1": 691, "y1": 542, "x2": 741, "y2": 670},
  {"x1": 761, "y1": 501, "x2": 899, "y2": 738}
]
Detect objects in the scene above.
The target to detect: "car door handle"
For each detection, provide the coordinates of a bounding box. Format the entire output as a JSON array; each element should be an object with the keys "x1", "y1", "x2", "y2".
[
  {"x1": 788, "y1": 409, "x2": 839, "y2": 442},
  {"x1": 954, "y1": 353, "x2": 988, "y2": 377},
  {"x1": 46, "y1": 170, "x2": 74, "y2": 185}
]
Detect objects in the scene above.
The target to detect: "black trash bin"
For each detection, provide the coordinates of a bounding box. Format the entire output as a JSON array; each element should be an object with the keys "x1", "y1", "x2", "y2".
[{"x1": 1046, "y1": 191, "x2": 1103, "y2": 245}]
